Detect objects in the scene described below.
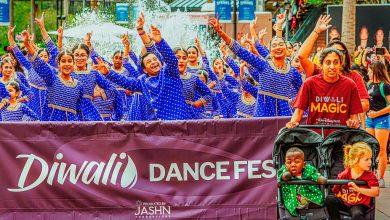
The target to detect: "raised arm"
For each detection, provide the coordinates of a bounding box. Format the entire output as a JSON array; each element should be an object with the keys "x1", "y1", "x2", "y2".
[
  {"x1": 151, "y1": 26, "x2": 178, "y2": 74},
  {"x1": 224, "y1": 55, "x2": 240, "y2": 77},
  {"x1": 298, "y1": 15, "x2": 332, "y2": 77},
  {"x1": 209, "y1": 18, "x2": 267, "y2": 71},
  {"x1": 35, "y1": 13, "x2": 59, "y2": 64},
  {"x1": 255, "y1": 41, "x2": 270, "y2": 58},
  {"x1": 195, "y1": 37, "x2": 206, "y2": 57},
  {"x1": 275, "y1": 12, "x2": 286, "y2": 38},
  {"x1": 8, "y1": 27, "x2": 34, "y2": 71},
  {"x1": 57, "y1": 23, "x2": 64, "y2": 51},
  {"x1": 249, "y1": 17, "x2": 259, "y2": 42},
  {"x1": 258, "y1": 27, "x2": 268, "y2": 46},
  {"x1": 22, "y1": 30, "x2": 56, "y2": 86}
]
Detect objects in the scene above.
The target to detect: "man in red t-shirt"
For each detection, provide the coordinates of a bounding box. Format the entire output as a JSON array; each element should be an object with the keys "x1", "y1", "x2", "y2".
[{"x1": 286, "y1": 48, "x2": 362, "y2": 135}]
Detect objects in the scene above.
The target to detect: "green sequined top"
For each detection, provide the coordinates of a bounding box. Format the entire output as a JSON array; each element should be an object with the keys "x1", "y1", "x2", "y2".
[{"x1": 277, "y1": 164, "x2": 324, "y2": 216}]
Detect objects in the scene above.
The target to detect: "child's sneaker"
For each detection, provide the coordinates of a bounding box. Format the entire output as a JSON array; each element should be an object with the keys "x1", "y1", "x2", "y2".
[{"x1": 379, "y1": 179, "x2": 386, "y2": 188}]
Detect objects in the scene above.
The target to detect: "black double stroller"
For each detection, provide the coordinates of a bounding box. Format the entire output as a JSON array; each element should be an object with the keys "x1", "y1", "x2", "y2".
[{"x1": 273, "y1": 126, "x2": 379, "y2": 220}]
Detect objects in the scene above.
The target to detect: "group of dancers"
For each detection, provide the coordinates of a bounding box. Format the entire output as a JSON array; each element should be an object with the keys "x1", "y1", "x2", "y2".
[
  {"x1": 0, "y1": 12, "x2": 304, "y2": 122},
  {"x1": 0, "y1": 12, "x2": 380, "y2": 123}
]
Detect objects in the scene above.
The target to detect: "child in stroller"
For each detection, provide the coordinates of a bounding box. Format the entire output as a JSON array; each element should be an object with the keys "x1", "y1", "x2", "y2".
[
  {"x1": 325, "y1": 142, "x2": 379, "y2": 220},
  {"x1": 278, "y1": 147, "x2": 327, "y2": 217},
  {"x1": 275, "y1": 126, "x2": 380, "y2": 220},
  {"x1": 274, "y1": 127, "x2": 329, "y2": 219}
]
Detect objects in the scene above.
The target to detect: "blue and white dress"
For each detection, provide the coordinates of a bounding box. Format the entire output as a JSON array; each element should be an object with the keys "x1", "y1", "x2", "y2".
[
  {"x1": 43, "y1": 38, "x2": 60, "y2": 68},
  {"x1": 72, "y1": 68, "x2": 122, "y2": 121},
  {"x1": 202, "y1": 56, "x2": 238, "y2": 118},
  {"x1": 180, "y1": 72, "x2": 213, "y2": 119},
  {"x1": 1, "y1": 102, "x2": 39, "y2": 121},
  {"x1": 104, "y1": 39, "x2": 193, "y2": 120},
  {"x1": 12, "y1": 46, "x2": 47, "y2": 117},
  {"x1": 31, "y1": 55, "x2": 98, "y2": 121},
  {"x1": 228, "y1": 40, "x2": 302, "y2": 117},
  {"x1": 93, "y1": 86, "x2": 117, "y2": 121},
  {"x1": 0, "y1": 77, "x2": 33, "y2": 103}
]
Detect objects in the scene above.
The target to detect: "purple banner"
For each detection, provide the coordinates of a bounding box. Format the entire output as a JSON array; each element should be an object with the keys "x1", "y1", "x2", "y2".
[{"x1": 0, "y1": 118, "x2": 290, "y2": 219}]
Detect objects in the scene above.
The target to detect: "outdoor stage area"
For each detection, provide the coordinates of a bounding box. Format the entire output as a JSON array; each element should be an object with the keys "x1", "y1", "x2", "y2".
[{"x1": 0, "y1": 117, "x2": 293, "y2": 219}]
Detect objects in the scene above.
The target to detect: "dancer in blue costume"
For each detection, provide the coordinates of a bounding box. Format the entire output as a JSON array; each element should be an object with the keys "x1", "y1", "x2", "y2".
[
  {"x1": 209, "y1": 17, "x2": 302, "y2": 117},
  {"x1": 23, "y1": 34, "x2": 99, "y2": 121},
  {"x1": 1, "y1": 82, "x2": 39, "y2": 121},
  {"x1": 195, "y1": 69, "x2": 222, "y2": 118},
  {"x1": 89, "y1": 32, "x2": 138, "y2": 120},
  {"x1": 0, "y1": 82, "x2": 11, "y2": 121},
  {"x1": 174, "y1": 47, "x2": 213, "y2": 119},
  {"x1": 71, "y1": 43, "x2": 123, "y2": 120},
  {"x1": 225, "y1": 62, "x2": 258, "y2": 118},
  {"x1": 185, "y1": 38, "x2": 209, "y2": 75},
  {"x1": 0, "y1": 59, "x2": 32, "y2": 103},
  {"x1": 121, "y1": 34, "x2": 153, "y2": 121},
  {"x1": 195, "y1": 42, "x2": 237, "y2": 118},
  {"x1": 8, "y1": 27, "x2": 47, "y2": 117},
  {"x1": 1, "y1": 52, "x2": 30, "y2": 88},
  {"x1": 96, "y1": 14, "x2": 192, "y2": 120}
]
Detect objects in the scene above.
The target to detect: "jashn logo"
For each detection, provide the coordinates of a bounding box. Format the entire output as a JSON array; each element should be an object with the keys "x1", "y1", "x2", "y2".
[
  {"x1": 135, "y1": 200, "x2": 171, "y2": 218},
  {"x1": 8, "y1": 152, "x2": 137, "y2": 192}
]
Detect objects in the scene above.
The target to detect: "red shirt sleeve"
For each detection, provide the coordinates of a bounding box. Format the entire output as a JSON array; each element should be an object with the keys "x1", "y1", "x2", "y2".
[
  {"x1": 293, "y1": 79, "x2": 310, "y2": 110},
  {"x1": 365, "y1": 171, "x2": 379, "y2": 188},
  {"x1": 351, "y1": 71, "x2": 370, "y2": 99},
  {"x1": 349, "y1": 81, "x2": 364, "y2": 115}
]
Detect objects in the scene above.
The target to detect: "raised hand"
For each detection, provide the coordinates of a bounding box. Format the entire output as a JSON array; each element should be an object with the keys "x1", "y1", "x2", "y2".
[
  {"x1": 122, "y1": 32, "x2": 130, "y2": 47},
  {"x1": 82, "y1": 32, "x2": 92, "y2": 49},
  {"x1": 21, "y1": 30, "x2": 35, "y2": 55},
  {"x1": 149, "y1": 25, "x2": 162, "y2": 43},
  {"x1": 314, "y1": 14, "x2": 332, "y2": 33},
  {"x1": 250, "y1": 17, "x2": 258, "y2": 32},
  {"x1": 137, "y1": 12, "x2": 145, "y2": 31},
  {"x1": 7, "y1": 26, "x2": 16, "y2": 47},
  {"x1": 208, "y1": 17, "x2": 221, "y2": 32},
  {"x1": 94, "y1": 57, "x2": 109, "y2": 74},
  {"x1": 21, "y1": 30, "x2": 30, "y2": 45},
  {"x1": 57, "y1": 22, "x2": 64, "y2": 37},
  {"x1": 276, "y1": 11, "x2": 286, "y2": 25},
  {"x1": 258, "y1": 27, "x2": 268, "y2": 41},
  {"x1": 34, "y1": 12, "x2": 45, "y2": 30},
  {"x1": 195, "y1": 37, "x2": 201, "y2": 49}
]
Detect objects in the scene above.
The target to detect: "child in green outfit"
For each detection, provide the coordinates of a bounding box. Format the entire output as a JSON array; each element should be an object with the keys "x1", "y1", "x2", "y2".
[{"x1": 277, "y1": 147, "x2": 327, "y2": 216}]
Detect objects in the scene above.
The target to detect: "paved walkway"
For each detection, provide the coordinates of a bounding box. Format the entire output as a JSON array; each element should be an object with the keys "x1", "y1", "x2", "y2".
[{"x1": 376, "y1": 164, "x2": 390, "y2": 220}]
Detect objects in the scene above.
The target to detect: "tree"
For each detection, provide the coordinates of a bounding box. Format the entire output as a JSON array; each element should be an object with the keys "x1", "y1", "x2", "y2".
[{"x1": 341, "y1": 0, "x2": 356, "y2": 53}]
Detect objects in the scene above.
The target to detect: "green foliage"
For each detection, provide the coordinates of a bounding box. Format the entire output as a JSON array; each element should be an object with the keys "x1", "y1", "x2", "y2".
[
  {"x1": 0, "y1": 1, "x2": 60, "y2": 55},
  {"x1": 0, "y1": 1, "x2": 77, "y2": 55}
]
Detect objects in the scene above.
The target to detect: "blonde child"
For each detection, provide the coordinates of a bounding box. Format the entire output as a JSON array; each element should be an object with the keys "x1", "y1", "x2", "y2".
[{"x1": 325, "y1": 142, "x2": 379, "y2": 220}]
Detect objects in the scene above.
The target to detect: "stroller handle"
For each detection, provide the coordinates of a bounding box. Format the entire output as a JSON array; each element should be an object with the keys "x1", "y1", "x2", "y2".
[
  {"x1": 298, "y1": 125, "x2": 348, "y2": 129},
  {"x1": 279, "y1": 179, "x2": 367, "y2": 186}
]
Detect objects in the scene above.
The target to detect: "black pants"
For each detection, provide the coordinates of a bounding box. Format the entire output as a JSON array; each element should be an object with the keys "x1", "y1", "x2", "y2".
[{"x1": 324, "y1": 195, "x2": 368, "y2": 220}]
